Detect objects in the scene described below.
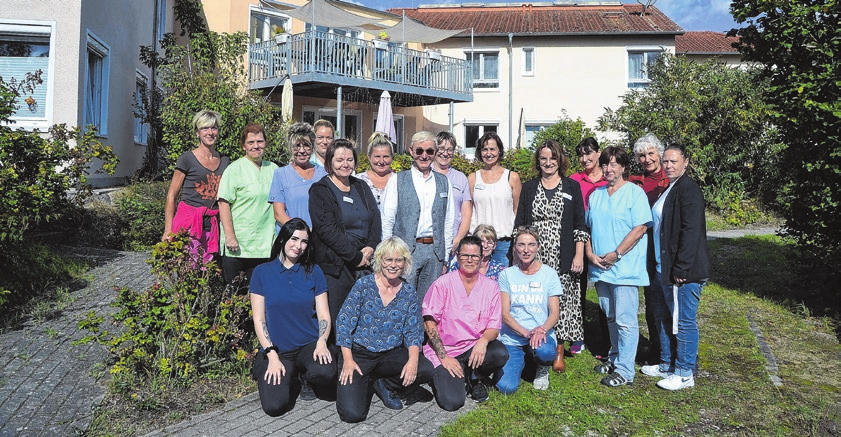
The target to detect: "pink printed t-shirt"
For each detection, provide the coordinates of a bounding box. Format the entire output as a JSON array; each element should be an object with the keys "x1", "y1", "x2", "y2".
[{"x1": 422, "y1": 270, "x2": 502, "y2": 367}]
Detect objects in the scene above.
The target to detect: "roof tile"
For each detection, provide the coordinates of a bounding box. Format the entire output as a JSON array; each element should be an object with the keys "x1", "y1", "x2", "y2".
[
  {"x1": 676, "y1": 31, "x2": 740, "y2": 53},
  {"x1": 388, "y1": 4, "x2": 682, "y2": 35}
]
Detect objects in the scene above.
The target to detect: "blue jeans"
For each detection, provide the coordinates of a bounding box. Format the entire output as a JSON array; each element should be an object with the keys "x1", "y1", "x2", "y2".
[
  {"x1": 496, "y1": 336, "x2": 557, "y2": 394},
  {"x1": 655, "y1": 273, "x2": 704, "y2": 377},
  {"x1": 491, "y1": 239, "x2": 511, "y2": 266},
  {"x1": 595, "y1": 282, "x2": 639, "y2": 381}
]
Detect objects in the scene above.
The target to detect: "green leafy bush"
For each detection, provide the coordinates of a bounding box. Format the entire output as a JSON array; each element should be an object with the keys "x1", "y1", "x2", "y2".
[
  {"x1": 77, "y1": 232, "x2": 252, "y2": 382},
  {"x1": 598, "y1": 54, "x2": 783, "y2": 225},
  {"x1": 530, "y1": 113, "x2": 597, "y2": 175},
  {"x1": 117, "y1": 181, "x2": 169, "y2": 251}
]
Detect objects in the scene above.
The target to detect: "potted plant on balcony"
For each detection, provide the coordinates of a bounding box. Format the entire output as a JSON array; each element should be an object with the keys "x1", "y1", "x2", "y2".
[
  {"x1": 425, "y1": 48, "x2": 441, "y2": 60},
  {"x1": 273, "y1": 27, "x2": 289, "y2": 44},
  {"x1": 374, "y1": 31, "x2": 389, "y2": 50}
]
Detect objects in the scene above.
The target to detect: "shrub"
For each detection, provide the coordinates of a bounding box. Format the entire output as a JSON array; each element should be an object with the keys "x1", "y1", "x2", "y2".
[
  {"x1": 530, "y1": 114, "x2": 597, "y2": 175},
  {"x1": 76, "y1": 232, "x2": 253, "y2": 382},
  {"x1": 117, "y1": 181, "x2": 169, "y2": 251}
]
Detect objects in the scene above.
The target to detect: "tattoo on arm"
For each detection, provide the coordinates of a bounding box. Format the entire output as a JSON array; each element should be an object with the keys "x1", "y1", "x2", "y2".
[
  {"x1": 318, "y1": 319, "x2": 328, "y2": 338},
  {"x1": 261, "y1": 321, "x2": 272, "y2": 346},
  {"x1": 426, "y1": 327, "x2": 448, "y2": 360}
]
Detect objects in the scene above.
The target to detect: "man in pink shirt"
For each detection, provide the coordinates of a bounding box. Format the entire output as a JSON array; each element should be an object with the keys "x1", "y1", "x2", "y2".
[{"x1": 423, "y1": 236, "x2": 508, "y2": 411}]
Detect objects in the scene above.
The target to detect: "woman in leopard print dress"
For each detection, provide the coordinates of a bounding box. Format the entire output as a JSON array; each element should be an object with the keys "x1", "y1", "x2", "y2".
[{"x1": 514, "y1": 140, "x2": 588, "y2": 367}]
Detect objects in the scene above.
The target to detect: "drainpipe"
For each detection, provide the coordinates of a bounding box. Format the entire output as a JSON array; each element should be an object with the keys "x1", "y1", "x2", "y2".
[
  {"x1": 508, "y1": 33, "x2": 513, "y2": 150},
  {"x1": 337, "y1": 86, "x2": 343, "y2": 138}
]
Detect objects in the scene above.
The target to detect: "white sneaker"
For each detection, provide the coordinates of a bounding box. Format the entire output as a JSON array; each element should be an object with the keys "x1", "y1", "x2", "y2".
[
  {"x1": 534, "y1": 365, "x2": 550, "y2": 390},
  {"x1": 641, "y1": 364, "x2": 671, "y2": 378},
  {"x1": 657, "y1": 374, "x2": 695, "y2": 391}
]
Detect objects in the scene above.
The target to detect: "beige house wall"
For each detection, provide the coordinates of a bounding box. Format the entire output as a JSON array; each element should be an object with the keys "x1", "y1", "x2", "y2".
[{"x1": 425, "y1": 34, "x2": 675, "y2": 153}]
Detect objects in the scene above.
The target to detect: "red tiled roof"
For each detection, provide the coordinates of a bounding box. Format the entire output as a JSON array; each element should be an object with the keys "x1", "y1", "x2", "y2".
[
  {"x1": 676, "y1": 31, "x2": 740, "y2": 54},
  {"x1": 387, "y1": 3, "x2": 682, "y2": 36}
]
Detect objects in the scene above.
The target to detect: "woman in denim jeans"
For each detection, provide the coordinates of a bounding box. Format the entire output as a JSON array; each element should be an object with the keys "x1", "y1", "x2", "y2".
[
  {"x1": 585, "y1": 147, "x2": 652, "y2": 387},
  {"x1": 641, "y1": 144, "x2": 711, "y2": 390}
]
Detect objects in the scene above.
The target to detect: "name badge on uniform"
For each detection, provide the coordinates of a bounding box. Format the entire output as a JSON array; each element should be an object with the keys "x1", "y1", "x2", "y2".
[
  {"x1": 561, "y1": 192, "x2": 573, "y2": 200},
  {"x1": 453, "y1": 184, "x2": 462, "y2": 192},
  {"x1": 475, "y1": 183, "x2": 486, "y2": 190},
  {"x1": 529, "y1": 281, "x2": 542, "y2": 289},
  {"x1": 439, "y1": 192, "x2": 448, "y2": 198},
  {"x1": 343, "y1": 196, "x2": 353, "y2": 203}
]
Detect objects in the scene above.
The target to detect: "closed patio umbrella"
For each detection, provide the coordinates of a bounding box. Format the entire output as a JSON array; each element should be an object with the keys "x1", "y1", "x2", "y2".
[
  {"x1": 281, "y1": 77, "x2": 293, "y2": 122},
  {"x1": 375, "y1": 90, "x2": 397, "y2": 144}
]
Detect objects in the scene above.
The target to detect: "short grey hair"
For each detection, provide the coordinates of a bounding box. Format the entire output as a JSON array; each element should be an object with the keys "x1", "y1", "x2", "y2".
[
  {"x1": 633, "y1": 133, "x2": 664, "y2": 158},
  {"x1": 411, "y1": 131, "x2": 437, "y2": 148}
]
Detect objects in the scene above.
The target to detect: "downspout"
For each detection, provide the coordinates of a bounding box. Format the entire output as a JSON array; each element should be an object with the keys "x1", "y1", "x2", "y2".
[{"x1": 508, "y1": 33, "x2": 513, "y2": 150}]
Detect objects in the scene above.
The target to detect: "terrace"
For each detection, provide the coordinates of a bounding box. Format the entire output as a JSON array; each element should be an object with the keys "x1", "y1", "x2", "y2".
[{"x1": 248, "y1": 30, "x2": 473, "y2": 106}]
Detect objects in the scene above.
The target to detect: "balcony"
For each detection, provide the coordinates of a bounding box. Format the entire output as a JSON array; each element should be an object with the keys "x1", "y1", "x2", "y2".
[{"x1": 248, "y1": 30, "x2": 473, "y2": 106}]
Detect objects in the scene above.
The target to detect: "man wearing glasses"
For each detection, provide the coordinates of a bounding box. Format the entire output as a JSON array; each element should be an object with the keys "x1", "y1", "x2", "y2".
[
  {"x1": 422, "y1": 236, "x2": 507, "y2": 410},
  {"x1": 381, "y1": 131, "x2": 455, "y2": 297}
]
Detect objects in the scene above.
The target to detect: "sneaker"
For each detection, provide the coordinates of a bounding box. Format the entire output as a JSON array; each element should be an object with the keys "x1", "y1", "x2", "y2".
[
  {"x1": 469, "y1": 379, "x2": 489, "y2": 403},
  {"x1": 299, "y1": 375, "x2": 316, "y2": 401},
  {"x1": 641, "y1": 364, "x2": 671, "y2": 378},
  {"x1": 601, "y1": 372, "x2": 632, "y2": 387},
  {"x1": 533, "y1": 365, "x2": 550, "y2": 390},
  {"x1": 593, "y1": 361, "x2": 615, "y2": 374},
  {"x1": 657, "y1": 374, "x2": 695, "y2": 391},
  {"x1": 373, "y1": 379, "x2": 403, "y2": 410},
  {"x1": 570, "y1": 342, "x2": 585, "y2": 355}
]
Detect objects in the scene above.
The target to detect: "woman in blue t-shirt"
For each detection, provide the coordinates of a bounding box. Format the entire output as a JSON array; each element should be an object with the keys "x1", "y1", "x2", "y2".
[{"x1": 249, "y1": 218, "x2": 336, "y2": 416}]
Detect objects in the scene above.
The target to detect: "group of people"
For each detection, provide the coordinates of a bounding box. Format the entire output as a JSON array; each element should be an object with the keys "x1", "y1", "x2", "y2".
[{"x1": 162, "y1": 109, "x2": 711, "y2": 422}]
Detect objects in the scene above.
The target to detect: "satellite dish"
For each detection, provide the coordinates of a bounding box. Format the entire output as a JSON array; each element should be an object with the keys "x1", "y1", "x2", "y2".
[{"x1": 637, "y1": 0, "x2": 657, "y2": 15}]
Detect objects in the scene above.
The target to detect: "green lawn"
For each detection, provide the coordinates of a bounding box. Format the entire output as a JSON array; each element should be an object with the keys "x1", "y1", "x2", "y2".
[{"x1": 441, "y1": 235, "x2": 840, "y2": 436}]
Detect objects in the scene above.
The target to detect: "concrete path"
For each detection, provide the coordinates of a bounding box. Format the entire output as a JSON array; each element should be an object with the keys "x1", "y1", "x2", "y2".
[{"x1": 0, "y1": 248, "x2": 153, "y2": 437}]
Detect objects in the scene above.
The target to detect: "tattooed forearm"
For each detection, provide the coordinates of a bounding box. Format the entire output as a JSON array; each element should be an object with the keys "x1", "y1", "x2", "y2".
[
  {"x1": 318, "y1": 319, "x2": 328, "y2": 338},
  {"x1": 261, "y1": 321, "x2": 272, "y2": 345},
  {"x1": 425, "y1": 323, "x2": 448, "y2": 360}
]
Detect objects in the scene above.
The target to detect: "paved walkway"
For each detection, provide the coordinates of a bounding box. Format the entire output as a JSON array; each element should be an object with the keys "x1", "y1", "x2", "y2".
[{"x1": 0, "y1": 248, "x2": 153, "y2": 436}]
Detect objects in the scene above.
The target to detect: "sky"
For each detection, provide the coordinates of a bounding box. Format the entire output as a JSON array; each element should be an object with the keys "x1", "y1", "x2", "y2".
[{"x1": 357, "y1": 0, "x2": 741, "y2": 33}]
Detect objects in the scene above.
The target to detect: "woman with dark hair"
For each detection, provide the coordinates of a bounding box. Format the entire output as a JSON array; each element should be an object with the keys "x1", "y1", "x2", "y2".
[
  {"x1": 268, "y1": 122, "x2": 326, "y2": 230},
  {"x1": 335, "y1": 237, "x2": 435, "y2": 422},
  {"x1": 514, "y1": 140, "x2": 588, "y2": 370},
  {"x1": 249, "y1": 218, "x2": 335, "y2": 416},
  {"x1": 569, "y1": 137, "x2": 609, "y2": 355},
  {"x1": 218, "y1": 123, "x2": 279, "y2": 286},
  {"x1": 642, "y1": 144, "x2": 711, "y2": 391},
  {"x1": 163, "y1": 110, "x2": 230, "y2": 263},
  {"x1": 469, "y1": 131, "x2": 521, "y2": 265},
  {"x1": 586, "y1": 146, "x2": 652, "y2": 388},
  {"x1": 309, "y1": 139, "x2": 382, "y2": 335},
  {"x1": 433, "y1": 131, "x2": 473, "y2": 254}
]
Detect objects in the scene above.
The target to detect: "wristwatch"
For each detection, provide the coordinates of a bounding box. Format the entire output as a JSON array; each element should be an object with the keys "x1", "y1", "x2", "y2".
[{"x1": 614, "y1": 250, "x2": 623, "y2": 260}]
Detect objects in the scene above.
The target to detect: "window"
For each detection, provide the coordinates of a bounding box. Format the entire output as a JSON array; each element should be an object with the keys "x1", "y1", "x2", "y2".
[
  {"x1": 0, "y1": 20, "x2": 54, "y2": 129},
  {"x1": 524, "y1": 124, "x2": 551, "y2": 148},
  {"x1": 522, "y1": 47, "x2": 534, "y2": 76},
  {"x1": 84, "y1": 31, "x2": 109, "y2": 135},
  {"x1": 303, "y1": 107, "x2": 362, "y2": 147},
  {"x1": 465, "y1": 124, "x2": 498, "y2": 157},
  {"x1": 372, "y1": 114, "x2": 404, "y2": 154},
  {"x1": 156, "y1": 0, "x2": 167, "y2": 43},
  {"x1": 628, "y1": 50, "x2": 662, "y2": 88},
  {"x1": 134, "y1": 72, "x2": 148, "y2": 145},
  {"x1": 466, "y1": 50, "x2": 499, "y2": 89},
  {"x1": 250, "y1": 9, "x2": 289, "y2": 44}
]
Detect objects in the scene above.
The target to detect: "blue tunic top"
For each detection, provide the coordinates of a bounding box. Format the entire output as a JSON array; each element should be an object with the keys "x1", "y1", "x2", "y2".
[
  {"x1": 336, "y1": 274, "x2": 423, "y2": 352},
  {"x1": 268, "y1": 164, "x2": 327, "y2": 230},
  {"x1": 250, "y1": 258, "x2": 328, "y2": 352}
]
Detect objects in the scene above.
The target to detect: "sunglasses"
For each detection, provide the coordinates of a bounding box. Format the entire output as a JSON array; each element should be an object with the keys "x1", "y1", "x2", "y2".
[{"x1": 414, "y1": 147, "x2": 436, "y2": 156}]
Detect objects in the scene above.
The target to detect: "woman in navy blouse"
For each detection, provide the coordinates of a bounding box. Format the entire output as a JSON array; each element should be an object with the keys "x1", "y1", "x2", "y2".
[
  {"x1": 335, "y1": 237, "x2": 434, "y2": 422},
  {"x1": 249, "y1": 218, "x2": 336, "y2": 416}
]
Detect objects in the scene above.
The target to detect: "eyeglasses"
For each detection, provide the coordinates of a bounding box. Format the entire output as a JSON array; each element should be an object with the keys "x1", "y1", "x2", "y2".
[
  {"x1": 292, "y1": 143, "x2": 312, "y2": 151},
  {"x1": 382, "y1": 257, "x2": 405, "y2": 265},
  {"x1": 481, "y1": 239, "x2": 496, "y2": 247},
  {"x1": 516, "y1": 225, "x2": 538, "y2": 233},
  {"x1": 415, "y1": 147, "x2": 436, "y2": 156},
  {"x1": 458, "y1": 253, "x2": 481, "y2": 261},
  {"x1": 437, "y1": 148, "x2": 455, "y2": 156},
  {"x1": 316, "y1": 136, "x2": 333, "y2": 142},
  {"x1": 601, "y1": 162, "x2": 623, "y2": 169}
]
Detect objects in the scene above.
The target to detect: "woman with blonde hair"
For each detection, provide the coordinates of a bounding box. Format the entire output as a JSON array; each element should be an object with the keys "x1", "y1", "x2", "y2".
[
  {"x1": 356, "y1": 131, "x2": 394, "y2": 211},
  {"x1": 268, "y1": 122, "x2": 326, "y2": 229},
  {"x1": 447, "y1": 224, "x2": 506, "y2": 281},
  {"x1": 335, "y1": 237, "x2": 434, "y2": 421},
  {"x1": 162, "y1": 110, "x2": 230, "y2": 263}
]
